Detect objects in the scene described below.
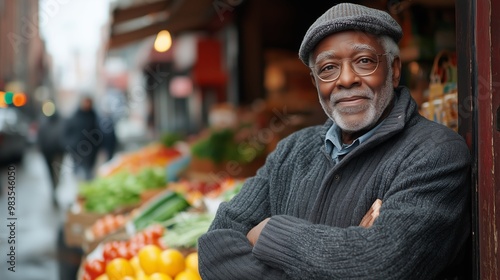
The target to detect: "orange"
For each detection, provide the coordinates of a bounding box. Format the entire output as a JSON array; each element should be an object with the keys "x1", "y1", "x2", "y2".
[
  {"x1": 135, "y1": 271, "x2": 150, "y2": 280},
  {"x1": 129, "y1": 256, "x2": 143, "y2": 275},
  {"x1": 158, "y1": 249, "x2": 185, "y2": 277},
  {"x1": 138, "y1": 244, "x2": 163, "y2": 275},
  {"x1": 174, "y1": 270, "x2": 201, "y2": 280},
  {"x1": 149, "y1": 272, "x2": 173, "y2": 280},
  {"x1": 105, "y1": 258, "x2": 135, "y2": 280},
  {"x1": 184, "y1": 252, "x2": 198, "y2": 274}
]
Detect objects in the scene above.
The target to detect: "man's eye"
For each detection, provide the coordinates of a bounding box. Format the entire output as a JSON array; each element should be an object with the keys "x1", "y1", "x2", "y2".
[
  {"x1": 358, "y1": 57, "x2": 376, "y2": 64},
  {"x1": 320, "y1": 64, "x2": 339, "y2": 73}
]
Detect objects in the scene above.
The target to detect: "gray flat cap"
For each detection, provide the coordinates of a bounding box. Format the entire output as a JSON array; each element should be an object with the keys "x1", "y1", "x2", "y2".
[{"x1": 299, "y1": 3, "x2": 402, "y2": 65}]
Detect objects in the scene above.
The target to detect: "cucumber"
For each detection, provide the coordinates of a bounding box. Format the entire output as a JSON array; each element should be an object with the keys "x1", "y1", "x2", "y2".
[{"x1": 132, "y1": 191, "x2": 190, "y2": 231}]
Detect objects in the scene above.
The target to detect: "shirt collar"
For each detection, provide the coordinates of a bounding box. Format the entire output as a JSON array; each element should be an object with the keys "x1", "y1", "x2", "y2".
[{"x1": 325, "y1": 119, "x2": 386, "y2": 163}]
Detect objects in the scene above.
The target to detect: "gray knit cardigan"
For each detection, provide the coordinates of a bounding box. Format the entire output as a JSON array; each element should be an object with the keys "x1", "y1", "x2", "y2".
[{"x1": 198, "y1": 86, "x2": 471, "y2": 280}]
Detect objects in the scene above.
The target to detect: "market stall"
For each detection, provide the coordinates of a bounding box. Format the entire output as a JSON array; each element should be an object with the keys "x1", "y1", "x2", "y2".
[{"x1": 63, "y1": 105, "x2": 267, "y2": 280}]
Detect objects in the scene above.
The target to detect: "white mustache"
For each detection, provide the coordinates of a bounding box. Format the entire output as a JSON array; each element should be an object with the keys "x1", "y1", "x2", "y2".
[{"x1": 330, "y1": 89, "x2": 374, "y2": 104}]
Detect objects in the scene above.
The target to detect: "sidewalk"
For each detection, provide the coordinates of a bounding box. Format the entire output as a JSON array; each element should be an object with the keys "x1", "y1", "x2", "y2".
[{"x1": 0, "y1": 147, "x2": 80, "y2": 280}]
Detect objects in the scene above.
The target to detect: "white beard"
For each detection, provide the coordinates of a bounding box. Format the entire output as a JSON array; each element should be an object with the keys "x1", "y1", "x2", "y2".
[{"x1": 319, "y1": 68, "x2": 394, "y2": 133}]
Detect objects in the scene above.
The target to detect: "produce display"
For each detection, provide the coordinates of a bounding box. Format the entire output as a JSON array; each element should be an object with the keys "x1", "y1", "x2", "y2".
[
  {"x1": 79, "y1": 166, "x2": 168, "y2": 213},
  {"x1": 70, "y1": 135, "x2": 250, "y2": 280},
  {"x1": 190, "y1": 127, "x2": 265, "y2": 164},
  {"x1": 89, "y1": 214, "x2": 128, "y2": 240},
  {"x1": 161, "y1": 212, "x2": 215, "y2": 249},
  {"x1": 132, "y1": 191, "x2": 191, "y2": 232},
  {"x1": 98, "y1": 143, "x2": 182, "y2": 177}
]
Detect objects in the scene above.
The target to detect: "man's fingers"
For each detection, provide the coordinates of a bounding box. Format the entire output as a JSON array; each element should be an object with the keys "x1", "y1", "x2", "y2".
[{"x1": 359, "y1": 199, "x2": 382, "y2": 228}]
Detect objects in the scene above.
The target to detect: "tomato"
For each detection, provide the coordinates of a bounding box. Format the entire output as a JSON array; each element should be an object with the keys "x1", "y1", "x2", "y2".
[
  {"x1": 154, "y1": 237, "x2": 166, "y2": 250},
  {"x1": 84, "y1": 259, "x2": 106, "y2": 279},
  {"x1": 92, "y1": 219, "x2": 107, "y2": 237},
  {"x1": 143, "y1": 229, "x2": 157, "y2": 244},
  {"x1": 131, "y1": 232, "x2": 147, "y2": 246},
  {"x1": 148, "y1": 224, "x2": 165, "y2": 239},
  {"x1": 127, "y1": 241, "x2": 141, "y2": 256},
  {"x1": 105, "y1": 258, "x2": 135, "y2": 280},
  {"x1": 117, "y1": 244, "x2": 132, "y2": 260},
  {"x1": 103, "y1": 243, "x2": 119, "y2": 263},
  {"x1": 102, "y1": 215, "x2": 115, "y2": 232},
  {"x1": 82, "y1": 272, "x2": 93, "y2": 280}
]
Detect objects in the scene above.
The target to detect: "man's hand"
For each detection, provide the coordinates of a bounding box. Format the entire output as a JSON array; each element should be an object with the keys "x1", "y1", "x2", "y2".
[
  {"x1": 246, "y1": 199, "x2": 380, "y2": 246},
  {"x1": 359, "y1": 199, "x2": 382, "y2": 228},
  {"x1": 247, "y1": 217, "x2": 271, "y2": 246}
]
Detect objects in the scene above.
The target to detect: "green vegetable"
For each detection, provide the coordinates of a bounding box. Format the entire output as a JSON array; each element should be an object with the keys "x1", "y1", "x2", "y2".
[
  {"x1": 191, "y1": 128, "x2": 265, "y2": 164},
  {"x1": 161, "y1": 212, "x2": 215, "y2": 248},
  {"x1": 132, "y1": 191, "x2": 190, "y2": 231},
  {"x1": 78, "y1": 167, "x2": 167, "y2": 213},
  {"x1": 160, "y1": 132, "x2": 184, "y2": 147}
]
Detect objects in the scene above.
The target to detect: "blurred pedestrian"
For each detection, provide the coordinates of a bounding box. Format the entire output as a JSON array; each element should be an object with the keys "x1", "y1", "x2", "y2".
[
  {"x1": 98, "y1": 87, "x2": 127, "y2": 161},
  {"x1": 99, "y1": 111, "x2": 117, "y2": 162},
  {"x1": 63, "y1": 95, "x2": 101, "y2": 181},
  {"x1": 37, "y1": 110, "x2": 66, "y2": 207}
]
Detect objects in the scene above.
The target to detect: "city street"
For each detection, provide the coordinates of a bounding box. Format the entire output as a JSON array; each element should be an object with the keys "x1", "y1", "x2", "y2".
[{"x1": 0, "y1": 145, "x2": 80, "y2": 280}]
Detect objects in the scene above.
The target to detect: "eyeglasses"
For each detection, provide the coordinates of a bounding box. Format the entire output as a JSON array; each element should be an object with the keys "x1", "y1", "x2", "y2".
[{"x1": 311, "y1": 52, "x2": 388, "y2": 83}]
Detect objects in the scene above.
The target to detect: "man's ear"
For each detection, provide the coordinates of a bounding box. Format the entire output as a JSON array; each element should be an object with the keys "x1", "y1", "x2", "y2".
[
  {"x1": 310, "y1": 72, "x2": 317, "y2": 88},
  {"x1": 391, "y1": 56, "x2": 402, "y2": 88}
]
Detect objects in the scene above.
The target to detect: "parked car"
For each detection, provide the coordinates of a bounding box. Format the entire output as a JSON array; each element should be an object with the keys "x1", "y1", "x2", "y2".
[{"x1": 0, "y1": 107, "x2": 29, "y2": 164}]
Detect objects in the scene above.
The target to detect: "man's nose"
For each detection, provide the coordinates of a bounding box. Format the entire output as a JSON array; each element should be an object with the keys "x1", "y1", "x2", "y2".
[{"x1": 336, "y1": 61, "x2": 361, "y2": 89}]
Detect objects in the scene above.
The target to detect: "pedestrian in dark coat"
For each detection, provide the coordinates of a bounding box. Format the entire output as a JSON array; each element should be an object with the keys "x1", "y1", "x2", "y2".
[
  {"x1": 37, "y1": 111, "x2": 66, "y2": 206},
  {"x1": 63, "y1": 95, "x2": 101, "y2": 181}
]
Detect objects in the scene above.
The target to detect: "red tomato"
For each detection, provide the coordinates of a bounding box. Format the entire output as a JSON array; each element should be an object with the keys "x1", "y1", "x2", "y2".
[
  {"x1": 82, "y1": 272, "x2": 92, "y2": 280},
  {"x1": 84, "y1": 259, "x2": 106, "y2": 279},
  {"x1": 142, "y1": 229, "x2": 155, "y2": 244},
  {"x1": 128, "y1": 241, "x2": 140, "y2": 257},
  {"x1": 116, "y1": 243, "x2": 132, "y2": 260},
  {"x1": 154, "y1": 237, "x2": 166, "y2": 250},
  {"x1": 132, "y1": 232, "x2": 146, "y2": 246},
  {"x1": 148, "y1": 224, "x2": 165, "y2": 239},
  {"x1": 103, "y1": 243, "x2": 119, "y2": 263}
]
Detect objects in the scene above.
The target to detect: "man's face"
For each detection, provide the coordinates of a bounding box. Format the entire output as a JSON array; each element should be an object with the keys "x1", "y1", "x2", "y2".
[{"x1": 310, "y1": 31, "x2": 400, "y2": 134}]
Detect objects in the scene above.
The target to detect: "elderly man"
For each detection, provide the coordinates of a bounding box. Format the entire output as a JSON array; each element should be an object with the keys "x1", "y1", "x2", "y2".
[{"x1": 198, "y1": 3, "x2": 471, "y2": 279}]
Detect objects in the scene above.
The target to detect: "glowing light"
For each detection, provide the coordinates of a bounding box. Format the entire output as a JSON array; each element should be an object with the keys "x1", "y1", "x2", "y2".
[
  {"x1": 0, "y1": 91, "x2": 6, "y2": 108},
  {"x1": 4, "y1": 91, "x2": 14, "y2": 105},
  {"x1": 42, "y1": 101, "x2": 56, "y2": 116},
  {"x1": 154, "y1": 30, "x2": 172, "y2": 53},
  {"x1": 13, "y1": 93, "x2": 27, "y2": 107},
  {"x1": 409, "y1": 61, "x2": 420, "y2": 75},
  {"x1": 169, "y1": 76, "x2": 193, "y2": 98}
]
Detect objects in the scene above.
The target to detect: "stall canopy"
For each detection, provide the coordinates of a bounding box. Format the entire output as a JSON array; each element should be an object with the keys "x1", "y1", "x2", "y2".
[{"x1": 108, "y1": 0, "x2": 233, "y2": 49}]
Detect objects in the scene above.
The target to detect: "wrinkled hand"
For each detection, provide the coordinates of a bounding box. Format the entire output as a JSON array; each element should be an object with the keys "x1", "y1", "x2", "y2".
[
  {"x1": 359, "y1": 199, "x2": 382, "y2": 228},
  {"x1": 247, "y1": 218, "x2": 271, "y2": 246}
]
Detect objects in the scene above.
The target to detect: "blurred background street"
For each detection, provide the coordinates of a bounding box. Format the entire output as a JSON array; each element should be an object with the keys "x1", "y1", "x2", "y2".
[{"x1": 0, "y1": 145, "x2": 79, "y2": 280}]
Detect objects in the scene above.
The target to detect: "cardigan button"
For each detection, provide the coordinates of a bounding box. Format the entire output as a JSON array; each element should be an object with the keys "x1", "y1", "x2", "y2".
[{"x1": 334, "y1": 174, "x2": 340, "y2": 181}]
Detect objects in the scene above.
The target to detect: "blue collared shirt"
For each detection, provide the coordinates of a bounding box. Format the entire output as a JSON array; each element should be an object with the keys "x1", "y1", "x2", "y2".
[{"x1": 325, "y1": 120, "x2": 385, "y2": 163}]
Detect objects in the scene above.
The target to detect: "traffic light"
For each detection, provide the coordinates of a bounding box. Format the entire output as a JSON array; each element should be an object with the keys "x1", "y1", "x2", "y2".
[
  {"x1": 0, "y1": 91, "x2": 6, "y2": 108},
  {"x1": 13, "y1": 92, "x2": 27, "y2": 106},
  {"x1": 0, "y1": 91, "x2": 27, "y2": 107}
]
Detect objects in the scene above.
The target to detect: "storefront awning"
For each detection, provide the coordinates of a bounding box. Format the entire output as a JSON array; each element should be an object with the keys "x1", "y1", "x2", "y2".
[{"x1": 108, "y1": 0, "x2": 229, "y2": 49}]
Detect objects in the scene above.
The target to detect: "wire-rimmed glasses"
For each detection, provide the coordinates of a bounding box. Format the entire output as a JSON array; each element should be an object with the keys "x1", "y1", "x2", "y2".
[{"x1": 311, "y1": 52, "x2": 388, "y2": 83}]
